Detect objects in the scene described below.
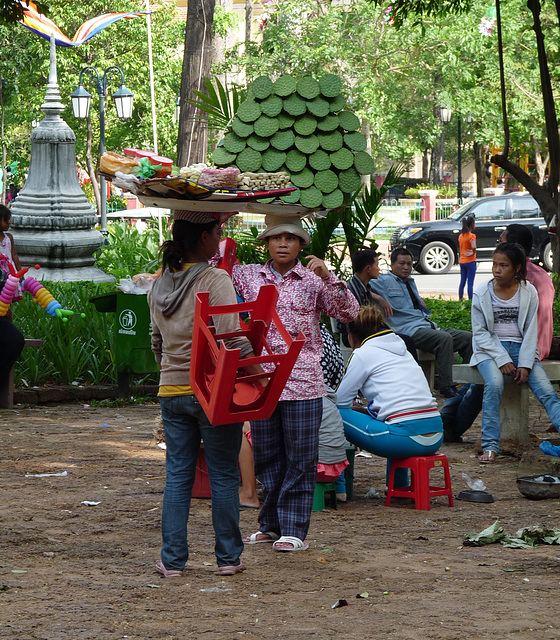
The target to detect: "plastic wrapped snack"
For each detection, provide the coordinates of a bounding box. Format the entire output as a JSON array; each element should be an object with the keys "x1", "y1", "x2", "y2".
[
  {"x1": 198, "y1": 166, "x2": 240, "y2": 188},
  {"x1": 99, "y1": 151, "x2": 140, "y2": 175}
]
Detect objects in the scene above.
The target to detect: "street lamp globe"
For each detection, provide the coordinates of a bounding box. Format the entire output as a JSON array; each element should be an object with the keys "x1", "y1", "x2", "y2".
[
  {"x1": 112, "y1": 83, "x2": 134, "y2": 120},
  {"x1": 70, "y1": 83, "x2": 92, "y2": 119},
  {"x1": 439, "y1": 106, "x2": 452, "y2": 123}
]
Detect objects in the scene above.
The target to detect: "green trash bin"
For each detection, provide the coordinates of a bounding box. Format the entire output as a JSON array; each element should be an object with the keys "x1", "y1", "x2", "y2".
[{"x1": 90, "y1": 291, "x2": 158, "y2": 395}]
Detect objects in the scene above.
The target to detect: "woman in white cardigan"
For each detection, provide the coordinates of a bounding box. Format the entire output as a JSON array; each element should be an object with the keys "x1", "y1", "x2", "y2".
[{"x1": 471, "y1": 243, "x2": 560, "y2": 462}]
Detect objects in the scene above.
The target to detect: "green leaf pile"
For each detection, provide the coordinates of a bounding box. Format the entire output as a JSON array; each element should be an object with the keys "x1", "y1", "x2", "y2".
[{"x1": 214, "y1": 73, "x2": 374, "y2": 209}]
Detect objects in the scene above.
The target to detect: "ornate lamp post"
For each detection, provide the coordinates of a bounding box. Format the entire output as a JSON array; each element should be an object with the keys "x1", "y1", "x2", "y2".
[{"x1": 71, "y1": 66, "x2": 134, "y2": 234}]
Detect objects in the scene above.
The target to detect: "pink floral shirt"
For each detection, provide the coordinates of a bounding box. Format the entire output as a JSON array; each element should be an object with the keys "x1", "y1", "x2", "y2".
[{"x1": 231, "y1": 260, "x2": 359, "y2": 400}]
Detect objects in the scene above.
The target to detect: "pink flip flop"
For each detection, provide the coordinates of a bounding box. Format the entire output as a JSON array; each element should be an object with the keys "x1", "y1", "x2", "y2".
[
  {"x1": 219, "y1": 563, "x2": 246, "y2": 576},
  {"x1": 155, "y1": 560, "x2": 183, "y2": 578}
]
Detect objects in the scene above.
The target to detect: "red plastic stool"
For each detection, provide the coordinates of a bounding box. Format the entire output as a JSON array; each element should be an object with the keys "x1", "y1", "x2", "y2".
[
  {"x1": 385, "y1": 454, "x2": 454, "y2": 510},
  {"x1": 190, "y1": 284, "x2": 305, "y2": 425},
  {"x1": 192, "y1": 447, "x2": 212, "y2": 499}
]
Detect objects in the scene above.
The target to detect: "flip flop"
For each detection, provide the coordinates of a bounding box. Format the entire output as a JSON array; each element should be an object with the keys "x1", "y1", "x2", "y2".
[
  {"x1": 272, "y1": 536, "x2": 309, "y2": 552},
  {"x1": 155, "y1": 560, "x2": 183, "y2": 578},
  {"x1": 478, "y1": 450, "x2": 497, "y2": 464},
  {"x1": 240, "y1": 505, "x2": 259, "y2": 510},
  {"x1": 243, "y1": 531, "x2": 279, "y2": 544},
  {"x1": 219, "y1": 563, "x2": 246, "y2": 576}
]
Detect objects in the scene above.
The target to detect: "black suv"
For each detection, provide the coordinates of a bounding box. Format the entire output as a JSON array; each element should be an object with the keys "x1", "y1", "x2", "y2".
[{"x1": 390, "y1": 193, "x2": 553, "y2": 274}]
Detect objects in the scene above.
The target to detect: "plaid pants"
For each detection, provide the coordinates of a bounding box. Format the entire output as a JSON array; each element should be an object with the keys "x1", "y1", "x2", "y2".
[{"x1": 251, "y1": 398, "x2": 322, "y2": 541}]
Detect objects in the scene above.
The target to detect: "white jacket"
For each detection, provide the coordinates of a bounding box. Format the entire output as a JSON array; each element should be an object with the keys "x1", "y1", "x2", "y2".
[
  {"x1": 336, "y1": 330, "x2": 437, "y2": 422},
  {"x1": 470, "y1": 279, "x2": 539, "y2": 370}
]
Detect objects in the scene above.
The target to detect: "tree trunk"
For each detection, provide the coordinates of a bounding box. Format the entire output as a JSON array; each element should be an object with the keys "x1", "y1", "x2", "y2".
[
  {"x1": 429, "y1": 130, "x2": 444, "y2": 185},
  {"x1": 245, "y1": 0, "x2": 252, "y2": 43},
  {"x1": 473, "y1": 141, "x2": 486, "y2": 197},
  {"x1": 0, "y1": 69, "x2": 5, "y2": 205},
  {"x1": 177, "y1": 0, "x2": 216, "y2": 167},
  {"x1": 422, "y1": 149, "x2": 429, "y2": 182},
  {"x1": 531, "y1": 134, "x2": 549, "y2": 185}
]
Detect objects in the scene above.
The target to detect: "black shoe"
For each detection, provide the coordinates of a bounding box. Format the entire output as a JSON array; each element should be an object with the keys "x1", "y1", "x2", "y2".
[
  {"x1": 440, "y1": 385, "x2": 457, "y2": 398},
  {"x1": 443, "y1": 426, "x2": 463, "y2": 443}
]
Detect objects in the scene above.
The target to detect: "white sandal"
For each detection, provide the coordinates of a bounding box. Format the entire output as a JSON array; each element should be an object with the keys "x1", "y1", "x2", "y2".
[
  {"x1": 244, "y1": 530, "x2": 279, "y2": 544},
  {"x1": 272, "y1": 536, "x2": 309, "y2": 552}
]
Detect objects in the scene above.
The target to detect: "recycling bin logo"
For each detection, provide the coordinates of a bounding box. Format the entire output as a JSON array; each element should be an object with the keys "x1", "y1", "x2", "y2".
[{"x1": 118, "y1": 309, "x2": 137, "y2": 335}]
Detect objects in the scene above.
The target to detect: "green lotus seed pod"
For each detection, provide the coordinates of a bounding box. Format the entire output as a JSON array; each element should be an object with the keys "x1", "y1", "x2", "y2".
[
  {"x1": 328, "y1": 93, "x2": 346, "y2": 112},
  {"x1": 254, "y1": 115, "x2": 280, "y2": 137},
  {"x1": 319, "y1": 73, "x2": 343, "y2": 98},
  {"x1": 309, "y1": 149, "x2": 331, "y2": 171},
  {"x1": 314, "y1": 169, "x2": 339, "y2": 194},
  {"x1": 316, "y1": 114, "x2": 340, "y2": 132},
  {"x1": 299, "y1": 186, "x2": 323, "y2": 208},
  {"x1": 212, "y1": 146, "x2": 237, "y2": 166},
  {"x1": 247, "y1": 134, "x2": 270, "y2": 151},
  {"x1": 296, "y1": 76, "x2": 320, "y2": 100},
  {"x1": 273, "y1": 75, "x2": 297, "y2": 97},
  {"x1": 236, "y1": 147, "x2": 262, "y2": 173},
  {"x1": 338, "y1": 167, "x2": 362, "y2": 193},
  {"x1": 294, "y1": 114, "x2": 317, "y2": 136},
  {"x1": 284, "y1": 94, "x2": 307, "y2": 116},
  {"x1": 307, "y1": 96, "x2": 330, "y2": 118},
  {"x1": 237, "y1": 99, "x2": 262, "y2": 123},
  {"x1": 231, "y1": 117, "x2": 254, "y2": 138},
  {"x1": 280, "y1": 188, "x2": 301, "y2": 203},
  {"x1": 330, "y1": 147, "x2": 354, "y2": 170},
  {"x1": 286, "y1": 149, "x2": 307, "y2": 172},
  {"x1": 295, "y1": 134, "x2": 320, "y2": 154},
  {"x1": 322, "y1": 188, "x2": 344, "y2": 209},
  {"x1": 251, "y1": 75, "x2": 274, "y2": 100},
  {"x1": 260, "y1": 94, "x2": 283, "y2": 117},
  {"x1": 338, "y1": 110, "x2": 361, "y2": 131},
  {"x1": 291, "y1": 167, "x2": 314, "y2": 188},
  {"x1": 223, "y1": 132, "x2": 246, "y2": 154},
  {"x1": 317, "y1": 130, "x2": 343, "y2": 152},
  {"x1": 270, "y1": 129, "x2": 295, "y2": 151},
  {"x1": 354, "y1": 150, "x2": 375, "y2": 175},
  {"x1": 262, "y1": 148, "x2": 287, "y2": 172},
  {"x1": 343, "y1": 131, "x2": 367, "y2": 151}
]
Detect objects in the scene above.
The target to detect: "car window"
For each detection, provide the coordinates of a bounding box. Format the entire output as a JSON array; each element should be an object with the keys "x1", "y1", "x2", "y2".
[
  {"x1": 512, "y1": 199, "x2": 540, "y2": 219},
  {"x1": 472, "y1": 200, "x2": 506, "y2": 221}
]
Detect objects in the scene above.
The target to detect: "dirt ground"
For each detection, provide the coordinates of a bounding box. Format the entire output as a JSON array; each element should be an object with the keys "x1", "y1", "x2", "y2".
[{"x1": 2, "y1": 393, "x2": 560, "y2": 640}]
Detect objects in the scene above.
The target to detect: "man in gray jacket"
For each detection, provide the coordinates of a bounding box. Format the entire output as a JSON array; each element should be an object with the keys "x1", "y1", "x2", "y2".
[{"x1": 370, "y1": 247, "x2": 472, "y2": 397}]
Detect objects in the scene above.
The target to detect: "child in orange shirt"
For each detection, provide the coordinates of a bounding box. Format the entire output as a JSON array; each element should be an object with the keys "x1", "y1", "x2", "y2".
[{"x1": 458, "y1": 215, "x2": 476, "y2": 300}]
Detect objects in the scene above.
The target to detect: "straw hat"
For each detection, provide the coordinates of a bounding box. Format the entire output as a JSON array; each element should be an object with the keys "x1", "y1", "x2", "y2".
[
  {"x1": 173, "y1": 210, "x2": 221, "y2": 224},
  {"x1": 256, "y1": 214, "x2": 311, "y2": 246}
]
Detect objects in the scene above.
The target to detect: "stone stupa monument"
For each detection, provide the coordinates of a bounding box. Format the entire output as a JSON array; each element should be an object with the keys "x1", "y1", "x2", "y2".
[{"x1": 10, "y1": 36, "x2": 113, "y2": 282}]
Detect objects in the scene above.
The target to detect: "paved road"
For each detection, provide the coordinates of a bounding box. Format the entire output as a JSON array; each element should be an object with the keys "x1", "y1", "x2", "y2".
[{"x1": 410, "y1": 262, "x2": 493, "y2": 298}]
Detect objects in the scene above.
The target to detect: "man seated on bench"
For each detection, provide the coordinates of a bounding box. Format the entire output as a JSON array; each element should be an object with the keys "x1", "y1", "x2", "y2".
[
  {"x1": 338, "y1": 249, "x2": 418, "y2": 361},
  {"x1": 370, "y1": 247, "x2": 472, "y2": 398},
  {"x1": 441, "y1": 223, "x2": 556, "y2": 441}
]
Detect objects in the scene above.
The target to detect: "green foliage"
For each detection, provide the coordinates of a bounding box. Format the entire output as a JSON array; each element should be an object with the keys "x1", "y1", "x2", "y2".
[
  {"x1": 213, "y1": 4, "x2": 240, "y2": 38},
  {"x1": 425, "y1": 297, "x2": 473, "y2": 332},
  {"x1": 190, "y1": 77, "x2": 247, "y2": 133},
  {"x1": 12, "y1": 281, "x2": 117, "y2": 386},
  {"x1": 94, "y1": 219, "x2": 170, "y2": 280}
]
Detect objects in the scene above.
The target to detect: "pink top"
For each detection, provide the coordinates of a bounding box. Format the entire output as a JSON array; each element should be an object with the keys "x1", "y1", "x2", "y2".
[
  {"x1": 526, "y1": 260, "x2": 554, "y2": 360},
  {"x1": 230, "y1": 260, "x2": 359, "y2": 400}
]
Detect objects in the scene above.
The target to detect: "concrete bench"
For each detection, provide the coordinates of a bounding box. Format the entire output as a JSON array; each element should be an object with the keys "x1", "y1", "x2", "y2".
[
  {"x1": 452, "y1": 360, "x2": 560, "y2": 446},
  {"x1": 0, "y1": 339, "x2": 44, "y2": 409}
]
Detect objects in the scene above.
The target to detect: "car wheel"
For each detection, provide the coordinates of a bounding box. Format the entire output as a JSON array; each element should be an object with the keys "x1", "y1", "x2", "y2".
[
  {"x1": 419, "y1": 241, "x2": 454, "y2": 274},
  {"x1": 542, "y1": 242, "x2": 553, "y2": 271},
  {"x1": 414, "y1": 263, "x2": 426, "y2": 274}
]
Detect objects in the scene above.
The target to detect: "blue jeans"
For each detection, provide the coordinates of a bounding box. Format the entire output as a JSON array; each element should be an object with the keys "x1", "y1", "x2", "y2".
[
  {"x1": 459, "y1": 261, "x2": 477, "y2": 300},
  {"x1": 477, "y1": 341, "x2": 560, "y2": 452},
  {"x1": 440, "y1": 383, "x2": 484, "y2": 439},
  {"x1": 159, "y1": 395, "x2": 244, "y2": 569},
  {"x1": 339, "y1": 410, "x2": 443, "y2": 486}
]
